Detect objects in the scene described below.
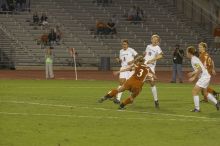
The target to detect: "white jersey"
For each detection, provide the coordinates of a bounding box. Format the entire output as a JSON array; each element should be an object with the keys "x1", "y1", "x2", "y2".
[
  {"x1": 191, "y1": 56, "x2": 210, "y2": 79},
  {"x1": 120, "y1": 47, "x2": 137, "y2": 67},
  {"x1": 144, "y1": 44, "x2": 162, "y2": 72}
]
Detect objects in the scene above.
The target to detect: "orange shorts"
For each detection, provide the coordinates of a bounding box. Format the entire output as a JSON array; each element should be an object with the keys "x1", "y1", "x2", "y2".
[{"x1": 123, "y1": 77, "x2": 144, "y2": 97}]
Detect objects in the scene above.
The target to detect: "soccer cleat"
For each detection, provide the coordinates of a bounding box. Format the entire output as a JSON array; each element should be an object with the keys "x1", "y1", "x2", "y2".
[
  {"x1": 98, "y1": 94, "x2": 112, "y2": 103},
  {"x1": 215, "y1": 102, "x2": 220, "y2": 111},
  {"x1": 190, "y1": 109, "x2": 200, "y2": 112},
  {"x1": 98, "y1": 96, "x2": 107, "y2": 103},
  {"x1": 213, "y1": 91, "x2": 220, "y2": 101},
  {"x1": 118, "y1": 103, "x2": 125, "y2": 110},
  {"x1": 118, "y1": 106, "x2": 126, "y2": 110},
  {"x1": 154, "y1": 100, "x2": 159, "y2": 108},
  {"x1": 113, "y1": 98, "x2": 120, "y2": 104}
]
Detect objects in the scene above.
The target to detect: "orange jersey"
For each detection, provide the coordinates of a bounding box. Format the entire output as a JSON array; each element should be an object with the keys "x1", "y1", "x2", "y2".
[
  {"x1": 199, "y1": 52, "x2": 213, "y2": 75},
  {"x1": 123, "y1": 64, "x2": 154, "y2": 96},
  {"x1": 132, "y1": 64, "x2": 153, "y2": 82}
]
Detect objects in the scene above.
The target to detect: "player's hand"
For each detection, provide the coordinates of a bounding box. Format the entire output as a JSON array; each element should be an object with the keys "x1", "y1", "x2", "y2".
[
  {"x1": 212, "y1": 69, "x2": 216, "y2": 76},
  {"x1": 115, "y1": 57, "x2": 120, "y2": 63},
  {"x1": 188, "y1": 76, "x2": 195, "y2": 82},
  {"x1": 187, "y1": 72, "x2": 194, "y2": 78},
  {"x1": 127, "y1": 60, "x2": 134, "y2": 65},
  {"x1": 113, "y1": 71, "x2": 119, "y2": 76},
  {"x1": 146, "y1": 59, "x2": 154, "y2": 64}
]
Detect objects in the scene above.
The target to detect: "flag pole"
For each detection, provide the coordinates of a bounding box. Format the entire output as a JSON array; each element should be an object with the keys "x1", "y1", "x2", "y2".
[
  {"x1": 73, "y1": 51, "x2": 78, "y2": 80},
  {"x1": 69, "y1": 47, "x2": 78, "y2": 80}
]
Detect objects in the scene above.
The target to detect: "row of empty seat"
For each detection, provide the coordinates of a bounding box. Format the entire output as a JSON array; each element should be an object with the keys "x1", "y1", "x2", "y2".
[{"x1": 0, "y1": 0, "x2": 219, "y2": 69}]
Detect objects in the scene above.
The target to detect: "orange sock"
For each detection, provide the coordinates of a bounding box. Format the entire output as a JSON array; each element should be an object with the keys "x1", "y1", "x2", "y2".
[
  {"x1": 203, "y1": 95, "x2": 208, "y2": 102},
  {"x1": 122, "y1": 97, "x2": 133, "y2": 106},
  {"x1": 207, "y1": 87, "x2": 214, "y2": 94},
  {"x1": 106, "y1": 89, "x2": 118, "y2": 98}
]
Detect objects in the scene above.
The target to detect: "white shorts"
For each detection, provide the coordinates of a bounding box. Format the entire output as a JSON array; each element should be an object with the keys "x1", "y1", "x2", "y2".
[
  {"x1": 119, "y1": 71, "x2": 133, "y2": 80},
  {"x1": 144, "y1": 63, "x2": 155, "y2": 73},
  {"x1": 146, "y1": 66, "x2": 155, "y2": 73},
  {"x1": 196, "y1": 77, "x2": 210, "y2": 89}
]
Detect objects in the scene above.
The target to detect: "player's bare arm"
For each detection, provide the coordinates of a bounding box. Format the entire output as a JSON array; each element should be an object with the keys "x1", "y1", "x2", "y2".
[
  {"x1": 113, "y1": 65, "x2": 133, "y2": 76},
  {"x1": 146, "y1": 53, "x2": 163, "y2": 64},
  {"x1": 113, "y1": 54, "x2": 142, "y2": 75},
  {"x1": 188, "y1": 67, "x2": 202, "y2": 82},
  {"x1": 115, "y1": 57, "x2": 121, "y2": 63},
  {"x1": 211, "y1": 60, "x2": 216, "y2": 75}
]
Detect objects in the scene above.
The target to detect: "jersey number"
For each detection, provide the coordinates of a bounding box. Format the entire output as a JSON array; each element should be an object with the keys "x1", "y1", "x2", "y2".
[{"x1": 137, "y1": 69, "x2": 144, "y2": 77}]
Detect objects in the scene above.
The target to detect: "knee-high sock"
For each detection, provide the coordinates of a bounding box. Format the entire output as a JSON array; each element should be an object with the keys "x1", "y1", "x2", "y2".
[
  {"x1": 193, "y1": 95, "x2": 200, "y2": 110},
  {"x1": 151, "y1": 86, "x2": 158, "y2": 101},
  {"x1": 116, "y1": 85, "x2": 123, "y2": 100},
  {"x1": 106, "y1": 89, "x2": 118, "y2": 98},
  {"x1": 207, "y1": 93, "x2": 218, "y2": 105},
  {"x1": 207, "y1": 87, "x2": 214, "y2": 94},
  {"x1": 122, "y1": 97, "x2": 133, "y2": 106}
]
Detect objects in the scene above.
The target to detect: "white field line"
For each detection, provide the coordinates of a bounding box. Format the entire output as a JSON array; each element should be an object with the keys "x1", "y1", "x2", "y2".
[
  {"x1": 0, "y1": 111, "x2": 214, "y2": 122},
  {"x1": 0, "y1": 100, "x2": 219, "y2": 122}
]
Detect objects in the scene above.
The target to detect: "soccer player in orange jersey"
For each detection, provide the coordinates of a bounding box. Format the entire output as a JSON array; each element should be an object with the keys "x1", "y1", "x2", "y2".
[
  {"x1": 198, "y1": 42, "x2": 219, "y2": 102},
  {"x1": 98, "y1": 55, "x2": 156, "y2": 109}
]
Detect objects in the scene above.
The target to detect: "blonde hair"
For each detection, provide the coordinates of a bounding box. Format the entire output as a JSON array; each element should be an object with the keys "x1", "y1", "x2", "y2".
[
  {"x1": 199, "y1": 42, "x2": 207, "y2": 49},
  {"x1": 151, "y1": 34, "x2": 160, "y2": 42},
  {"x1": 152, "y1": 34, "x2": 160, "y2": 39}
]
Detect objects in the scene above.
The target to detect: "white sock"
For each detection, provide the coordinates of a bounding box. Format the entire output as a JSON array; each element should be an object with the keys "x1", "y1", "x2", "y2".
[
  {"x1": 151, "y1": 86, "x2": 158, "y2": 101},
  {"x1": 193, "y1": 95, "x2": 200, "y2": 110},
  {"x1": 116, "y1": 86, "x2": 122, "y2": 101},
  {"x1": 207, "y1": 93, "x2": 218, "y2": 105}
]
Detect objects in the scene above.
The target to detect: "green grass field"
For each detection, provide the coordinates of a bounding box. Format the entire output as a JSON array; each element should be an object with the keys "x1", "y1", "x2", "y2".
[{"x1": 0, "y1": 79, "x2": 220, "y2": 146}]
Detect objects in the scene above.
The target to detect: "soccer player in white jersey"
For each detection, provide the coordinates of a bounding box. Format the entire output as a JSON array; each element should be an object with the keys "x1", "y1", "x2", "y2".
[
  {"x1": 186, "y1": 46, "x2": 219, "y2": 112},
  {"x1": 144, "y1": 34, "x2": 163, "y2": 108},
  {"x1": 114, "y1": 39, "x2": 138, "y2": 104}
]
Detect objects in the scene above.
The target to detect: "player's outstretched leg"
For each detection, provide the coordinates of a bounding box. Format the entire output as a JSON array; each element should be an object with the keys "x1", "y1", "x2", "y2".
[
  {"x1": 207, "y1": 87, "x2": 220, "y2": 101},
  {"x1": 207, "y1": 93, "x2": 219, "y2": 111},
  {"x1": 98, "y1": 89, "x2": 118, "y2": 103},
  {"x1": 98, "y1": 95, "x2": 112, "y2": 103}
]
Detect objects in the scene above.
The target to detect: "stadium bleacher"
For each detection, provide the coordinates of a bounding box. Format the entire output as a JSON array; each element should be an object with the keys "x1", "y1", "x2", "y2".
[{"x1": 0, "y1": 0, "x2": 219, "y2": 69}]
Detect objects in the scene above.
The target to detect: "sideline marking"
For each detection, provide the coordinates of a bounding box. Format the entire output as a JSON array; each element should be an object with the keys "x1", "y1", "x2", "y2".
[
  {"x1": 0, "y1": 111, "x2": 217, "y2": 122},
  {"x1": 0, "y1": 100, "x2": 219, "y2": 122}
]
